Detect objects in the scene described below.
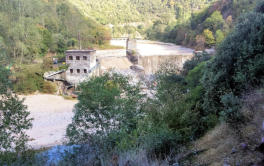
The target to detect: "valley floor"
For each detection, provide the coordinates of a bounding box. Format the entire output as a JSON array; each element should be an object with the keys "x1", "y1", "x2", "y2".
[{"x1": 20, "y1": 94, "x2": 77, "y2": 149}]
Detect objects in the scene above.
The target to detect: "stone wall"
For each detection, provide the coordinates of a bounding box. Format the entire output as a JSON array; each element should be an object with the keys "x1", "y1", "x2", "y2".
[{"x1": 65, "y1": 50, "x2": 97, "y2": 85}]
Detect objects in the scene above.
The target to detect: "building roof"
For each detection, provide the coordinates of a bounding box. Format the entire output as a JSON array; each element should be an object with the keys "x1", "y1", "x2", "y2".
[{"x1": 66, "y1": 50, "x2": 96, "y2": 54}]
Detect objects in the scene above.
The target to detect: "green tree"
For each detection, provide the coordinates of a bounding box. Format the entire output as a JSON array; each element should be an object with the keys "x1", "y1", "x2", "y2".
[
  {"x1": 203, "y1": 11, "x2": 225, "y2": 32},
  {"x1": 0, "y1": 66, "x2": 32, "y2": 153},
  {"x1": 203, "y1": 29, "x2": 215, "y2": 46},
  {"x1": 67, "y1": 73, "x2": 144, "y2": 150},
  {"x1": 202, "y1": 6, "x2": 264, "y2": 122},
  {"x1": 215, "y1": 29, "x2": 225, "y2": 46}
]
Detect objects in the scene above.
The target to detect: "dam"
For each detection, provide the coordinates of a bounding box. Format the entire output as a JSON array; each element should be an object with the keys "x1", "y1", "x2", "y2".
[
  {"x1": 112, "y1": 39, "x2": 194, "y2": 74},
  {"x1": 135, "y1": 40, "x2": 194, "y2": 74},
  {"x1": 44, "y1": 40, "x2": 195, "y2": 89}
]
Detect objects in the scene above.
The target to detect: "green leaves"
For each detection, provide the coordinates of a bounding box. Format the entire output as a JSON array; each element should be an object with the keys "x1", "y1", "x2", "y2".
[
  {"x1": 0, "y1": 66, "x2": 32, "y2": 153},
  {"x1": 202, "y1": 9, "x2": 264, "y2": 123},
  {"x1": 67, "y1": 73, "x2": 144, "y2": 151},
  {"x1": 0, "y1": 0, "x2": 110, "y2": 63}
]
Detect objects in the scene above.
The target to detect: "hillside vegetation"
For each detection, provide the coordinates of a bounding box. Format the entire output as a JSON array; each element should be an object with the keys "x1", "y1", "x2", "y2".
[
  {"x1": 1, "y1": 0, "x2": 264, "y2": 165},
  {"x1": 0, "y1": 0, "x2": 110, "y2": 65},
  {"x1": 148, "y1": 0, "x2": 262, "y2": 49},
  {"x1": 0, "y1": 0, "x2": 112, "y2": 94},
  {"x1": 68, "y1": 0, "x2": 215, "y2": 37}
]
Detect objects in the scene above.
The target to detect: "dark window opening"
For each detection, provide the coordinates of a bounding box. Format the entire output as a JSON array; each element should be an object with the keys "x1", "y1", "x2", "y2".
[
  {"x1": 70, "y1": 69, "x2": 73, "y2": 73},
  {"x1": 83, "y1": 56, "x2": 87, "y2": 60},
  {"x1": 77, "y1": 69, "x2": 80, "y2": 73},
  {"x1": 76, "y1": 56, "x2": 80, "y2": 60},
  {"x1": 84, "y1": 69, "x2": 87, "y2": 73},
  {"x1": 69, "y1": 56, "x2": 73, "y2": 60}
]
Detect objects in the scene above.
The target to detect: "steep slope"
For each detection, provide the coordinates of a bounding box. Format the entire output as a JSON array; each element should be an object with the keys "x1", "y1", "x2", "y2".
[
  {"x1": 188, "y1": 91, "x2": 264, "y2": 165},
  {"x1": 149, "y1": 0, "x2": 262, "y2": 49},
  {"x1": 0, "y1": 0, "x2": 110, "y2": 64}
]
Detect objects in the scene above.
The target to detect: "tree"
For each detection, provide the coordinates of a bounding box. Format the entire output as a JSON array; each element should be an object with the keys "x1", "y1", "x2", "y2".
[
  {"x1": 203, "y1": 11, "x2": 225, "y2": 32},
  {"x1": 67, "y1": 73, "x2": 144, "y2": 149},
  {"x1": 0, "y1": 66, "x2": 32, "y2": 153},
  {"x1": 195, "y1": 35, "x2": 205, "y2": 51},
  {"x1": 215, "y1": 29, "x2": 225, "y2": 46},
  {"x1": 203, "y1": 29, "x2": 215, "y2": 47},
  {"x1": 202, "y1": 6, "x2": 264, "y2": 121}
]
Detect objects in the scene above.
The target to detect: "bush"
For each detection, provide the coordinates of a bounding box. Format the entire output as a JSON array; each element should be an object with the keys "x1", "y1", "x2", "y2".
[
  {"x1": 67, "y1": 73, "x2": 145, "y2": 152},
  {"x1": 215, "y1": 29, "x2": 225, "y2": 46},
  {"x1": 139, "y1": 126, "x2": 179, "y2": 156},
  {"x1": 182, "y1": 52, "x2": 211, "y2": 76},
  {"x1": 145, "y1": 60, "x2": 212, "y2": 152},
  {"x1": 41, "y1": 81, "x2": 57, "y2": 94},
  {"x1": 0, "y1": 66, "x2": 32, "y2": 153},
  {"x1": 255, "y1": 1, "x2": 264, "y2": 13},
  {"x1": 203, "y1": 29, "x2": 215, "y2": 47},
  {"x1": 203, "y1": 11, "x2": 225, "y2": 32},
  {"x1": 13, "y1": 66, "x2": 44, "y2": 94},
  {"x1": 220, "y1": 93, "x2": 243, "y2": 124}
]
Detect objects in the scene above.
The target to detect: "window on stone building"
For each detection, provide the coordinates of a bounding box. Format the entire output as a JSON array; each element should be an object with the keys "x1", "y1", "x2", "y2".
[
  {"x1": 77, "y1": 69, "x2": 80, "y2": 73},
  {"x1": 76, "y1": 56, "x2": 80, "y2": 60},
  {"x1": 70, "y1": 69, "x2": 73, "y2": 73},
  {"x1": 69, "y1": 56, "x2": 73, "y2": 60},
  {"x1": 84, "y1": 69, "x2": 87, "y2": 73},
  {"x1": 83, "y1": 56, "x2": 87, "y2": 60}
]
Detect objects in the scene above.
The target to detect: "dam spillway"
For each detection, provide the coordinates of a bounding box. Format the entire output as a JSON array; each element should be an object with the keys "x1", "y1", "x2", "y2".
[{"x1": 125, "y1": 40, "x2": 194, "y2": 74}]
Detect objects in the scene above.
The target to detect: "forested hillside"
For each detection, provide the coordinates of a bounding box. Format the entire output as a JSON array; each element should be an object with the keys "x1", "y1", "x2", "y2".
[
  {"x1": 0, "y1": 0, "x2": 110, "y2": 64},
  {"x1": 148, "y1": 0, "x2": 262, "y2": 49},
  {"x1": 68, "y1": 0, "x2": 215, "y2": 37}
]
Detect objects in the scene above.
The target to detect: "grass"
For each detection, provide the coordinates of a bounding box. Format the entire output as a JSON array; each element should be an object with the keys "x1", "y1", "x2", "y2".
[{"x1": 12, "y1": 63, "x2": 57, "y2": 95}]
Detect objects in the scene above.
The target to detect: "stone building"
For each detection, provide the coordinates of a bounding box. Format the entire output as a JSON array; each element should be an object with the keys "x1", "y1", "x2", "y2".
[{"x1": 65, "y1": 50, "x2": 98, "y2": 85}]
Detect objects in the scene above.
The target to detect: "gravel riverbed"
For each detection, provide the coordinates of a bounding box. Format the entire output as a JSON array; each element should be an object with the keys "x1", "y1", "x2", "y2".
[{"x1": 20, "y1": 94, "x2": 78, "y2": 149}]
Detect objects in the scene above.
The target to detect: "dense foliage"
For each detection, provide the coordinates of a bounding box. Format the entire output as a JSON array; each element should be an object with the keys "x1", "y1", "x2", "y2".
[
  {"x1": 0, "y1": 65, "x2": 32, "y2": 154},
  {"x1": 69, "y1": 0, "x2": 215, "y2": 37},
  {"x1": 148, "y1": 0, "x2": 262, "y2": 49},
  {"x1": 202, "y1": 4, "x2": 264, "y2": 123},
  {"x1": 67, "y1": 73, "x2": 145, "y2": 151},
  {"x1": 0, "y1": 0, "x2": 110, "y2": 64}
]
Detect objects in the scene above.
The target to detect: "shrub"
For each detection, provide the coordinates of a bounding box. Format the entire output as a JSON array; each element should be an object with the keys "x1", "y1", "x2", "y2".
[
  {"x1": 41, "y1": 81, "x2": 57, "y2": 94},
  {"x1": 255, "y1": 1, "x2": 264, "y2": 13},
  {"x1": 0, "y1": 66, "x2": 32, "y2": 153},
  {"x1": 146, "y1": 61, "x2": 212, "y2": 151},
  {"x1": 42, "y1": 55, "x2": 53, "y2": 71},
  {"x1": 182, "y1": 52, "x2": 211, "y2": 76},
  {"x1": 13, "y1": 66, "x2": 44, "y2": 94},
  {"x1": 203, "y1": 29, "x2": 215, "y2": 47},
  {"x1": 215, "y1": 29, "x2": 225, "y2": 46},
  {"x1": 185, "y1": 62, "x2": 206, "y2": 87},
  {"x1": 203, "y1": 11, "x2": 225, "y2": 32},
  {"x1": 67, "y1": 73, "x2": 145, "y2": 152},
  {"x1": 220, "y1": 93, "x2": 243, "y2": 124}
]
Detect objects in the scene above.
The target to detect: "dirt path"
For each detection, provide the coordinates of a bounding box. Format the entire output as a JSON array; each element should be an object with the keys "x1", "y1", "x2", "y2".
[{"x1": 20, "y1": 94, "x2": 78, "y2": 149}]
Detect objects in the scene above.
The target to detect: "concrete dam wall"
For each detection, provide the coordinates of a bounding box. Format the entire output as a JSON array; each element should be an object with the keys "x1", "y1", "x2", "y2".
[
  {"x1": 125, "y1": 39, "x2": 195, "y2": 74},
  {"x1": 138, "y1": 54, "x2": 193, "y2": 74}
]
